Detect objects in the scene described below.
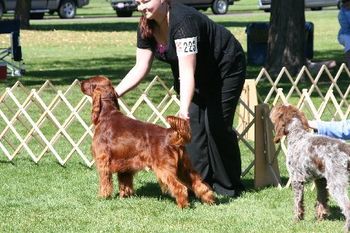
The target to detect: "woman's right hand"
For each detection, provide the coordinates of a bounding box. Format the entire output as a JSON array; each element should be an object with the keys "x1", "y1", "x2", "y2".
[{"x1": 178, "y1": 108, "x2": 190, "y2": 120}]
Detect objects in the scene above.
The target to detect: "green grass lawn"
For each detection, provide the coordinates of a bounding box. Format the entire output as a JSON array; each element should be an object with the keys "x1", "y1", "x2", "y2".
[
  {"x1": 0, "y1": 0, "x2": 348, "y2": 232},
  {"x1": 0, "y1": 157, "x2": 346, "y2": 233}
]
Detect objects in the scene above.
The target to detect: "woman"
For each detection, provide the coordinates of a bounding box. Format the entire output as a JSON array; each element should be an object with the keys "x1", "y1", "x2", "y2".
[
  {"x1": 338, "y1": 0, "x2": 350, "y2": 67},
  {"x1": 116, "y1": 0, "x2": 246, "y2": 197}
]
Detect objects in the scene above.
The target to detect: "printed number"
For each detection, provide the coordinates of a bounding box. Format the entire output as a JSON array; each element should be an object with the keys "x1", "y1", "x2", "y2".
[
  {"x1": 175, "y1": 37, "x2": 197, "y2": 56},
  {"x1": 183, "y1": 40, "x2": 196, "y2": 53}
]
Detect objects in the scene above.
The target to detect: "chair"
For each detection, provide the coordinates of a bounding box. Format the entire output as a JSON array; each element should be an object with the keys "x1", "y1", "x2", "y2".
[{"x1": 0, "y1": 20, "x2": 25, "y2": 76}]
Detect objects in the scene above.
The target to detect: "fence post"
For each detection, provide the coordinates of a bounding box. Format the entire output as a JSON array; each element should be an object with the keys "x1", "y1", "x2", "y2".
[
  {"x1": 254, "y1": 104, "x2": 282, "y2": 189},
  {"x1": 238, "y1": 79, "x2": 257, "y2": 141}
]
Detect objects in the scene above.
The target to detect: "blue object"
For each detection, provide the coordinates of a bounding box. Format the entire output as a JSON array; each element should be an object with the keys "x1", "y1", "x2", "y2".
[
  {"x1": 245, "y1": 22, "x2": 314, "y2": 65},
  {"x1": 316, "y1": 120, "x2": 350, "y2": 140}
]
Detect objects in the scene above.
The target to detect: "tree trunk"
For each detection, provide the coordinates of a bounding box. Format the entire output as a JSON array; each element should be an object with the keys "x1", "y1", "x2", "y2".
[
  {"x1": 15, "y1": 0, "x2": 31, "y2": 29},
  {"x1": 266, "y1": 0, "x2": 306, "y2": 75}
]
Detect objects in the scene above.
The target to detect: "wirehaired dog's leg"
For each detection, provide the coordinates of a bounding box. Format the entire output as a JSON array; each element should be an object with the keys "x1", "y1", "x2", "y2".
[
  {"x1": 178, "y1": 153, "x2": 215, "y2": 205},
  {"x1": 327, "y1": 178, "x2": 350, "y2": 232},
  {"x1": 117, "y1": 172, "x2": 134, "y2": 198},
  {"x1": 314, "y1": 178, "x2": 329, "y2": 220},
  {"x1": 154, "y1": 166, "x2": 189, "y2": 208},
  {"x1": 292, "y1": 180, "x2": 305, "y2": 221},
  {"x1": 96, "y1": 152, "x2": 113, "y2": 198}
]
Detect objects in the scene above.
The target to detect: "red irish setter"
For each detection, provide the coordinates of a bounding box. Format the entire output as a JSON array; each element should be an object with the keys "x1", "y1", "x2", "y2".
[{"x1": 80, "y1": 75, "x2": 215, "y2": 208}]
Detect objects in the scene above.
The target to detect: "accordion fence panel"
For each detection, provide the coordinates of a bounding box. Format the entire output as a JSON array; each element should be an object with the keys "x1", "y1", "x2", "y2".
[
  {"x1": 0, "y1": 75, "x2": 256, "y2": 174},
  {"x1": 0, "y1": 65, "x2": 349, "y2": 181}
]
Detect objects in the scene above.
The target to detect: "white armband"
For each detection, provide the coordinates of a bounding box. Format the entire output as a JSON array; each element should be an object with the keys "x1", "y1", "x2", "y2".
[{"x1": 175, "y1": 37, "x2": 198, "y2": 57}]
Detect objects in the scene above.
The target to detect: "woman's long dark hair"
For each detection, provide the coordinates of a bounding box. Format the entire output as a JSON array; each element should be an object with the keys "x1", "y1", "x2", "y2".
[
  {"x1": 139, "y1": 0, "x2": 170, "y2": 39},
  {"x1": 139, "y1": 16, "x2": 156, "y2": 39}
]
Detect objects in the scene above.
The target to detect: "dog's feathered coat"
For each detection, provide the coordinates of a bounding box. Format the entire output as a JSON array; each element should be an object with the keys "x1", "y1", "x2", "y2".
[
  {"x1": 270, "y1": 104, "x2": 350, "y2": 232},
  {"x1": 81, "y1": 75, "x2": 214, "y2": 208}
]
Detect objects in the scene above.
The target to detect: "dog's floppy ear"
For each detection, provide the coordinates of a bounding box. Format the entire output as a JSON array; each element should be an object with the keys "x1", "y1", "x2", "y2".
[
  {"x1": 273, "y1": 119, "x2": 288, "y2": 143},
  {"x1": 271, "y1": 110, "x2": 289, "y2": 143},
  {"x1": 298, "y1": 111, "x2": 310, "y2": 131},
  {"x1": 92, "y1": 88, "x2": 102, "y2": 125},
  {"x1": 270, "y1": 105, "x2": 289, "y2": 143},
  {"x1": 166, "y1": 116, "x2": 191, "y2": 145}
]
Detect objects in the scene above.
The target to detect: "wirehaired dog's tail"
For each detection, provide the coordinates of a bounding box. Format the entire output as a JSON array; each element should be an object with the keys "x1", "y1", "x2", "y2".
[{"x1": 166, "y1": 116, "x2": 191, "y2": 146}]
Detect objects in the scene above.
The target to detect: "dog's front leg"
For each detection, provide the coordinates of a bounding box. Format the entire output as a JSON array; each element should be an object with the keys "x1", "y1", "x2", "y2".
[
  {"x1": 292, "y1": 180, "x2": 305, "y2": 221},
  {"x1": 95, "y1": 152, "x2": 113, "y2": 198}
]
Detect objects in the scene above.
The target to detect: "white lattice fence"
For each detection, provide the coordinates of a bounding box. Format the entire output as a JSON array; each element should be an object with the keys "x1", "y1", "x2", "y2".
[
  {"x1": 1, "y1": 65, "x2": 349, "y2": 177},
  {"x1": 0, "y1": 76, "x2": 256, "y2": 172},
  {"x1": 255, "y1": 64, "x2": 350, "y2": 114},
  {"x1": 0, "y1": 80, "x2": 94, "y2": 166}
]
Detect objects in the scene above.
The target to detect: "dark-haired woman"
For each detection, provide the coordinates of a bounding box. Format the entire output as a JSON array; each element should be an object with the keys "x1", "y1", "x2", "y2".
[{"x1": 116, "y1": 0, "x2": 246, "y2": 197}]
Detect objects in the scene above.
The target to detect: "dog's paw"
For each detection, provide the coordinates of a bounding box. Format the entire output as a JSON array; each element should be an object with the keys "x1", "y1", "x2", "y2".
[
  {"x1": 315, "y1": 202, "x2": 329, "y2": 220},
  {"x1": 119, "y1": 187, "x2": 134, "y2": 198},
  {"x1": 201, "y1": 190, "x2": 216, "y2": 205},
  {"x1": 99, "y1": 186, "x2": 113, "y2": 198},
  {"x1": 177, "y1": 200, "x2": 190, "y2": 209},
  {"x1": 294, "y1": 214, "x2": 304, "y2": 222}
]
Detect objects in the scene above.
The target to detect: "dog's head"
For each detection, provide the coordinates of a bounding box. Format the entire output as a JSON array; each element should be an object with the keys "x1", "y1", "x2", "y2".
[
  {"x1": 270, "y1": 104, "x2": 309, "y2": 143},
  {"x1": 81, "y1": 75, "x2": 119, "y2": 125},
  {"x1": 80, "y1": 75, "x2": 114, "y2": 97}
]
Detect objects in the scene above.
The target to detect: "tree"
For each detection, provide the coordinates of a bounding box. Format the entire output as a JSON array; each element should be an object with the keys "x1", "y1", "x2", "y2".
[
  {"x1": 266, "y1": 0, "x2": 306, "y2": 75},
  {"x1": 15, "y1": 0, "x2": 31, "y2": 29}
]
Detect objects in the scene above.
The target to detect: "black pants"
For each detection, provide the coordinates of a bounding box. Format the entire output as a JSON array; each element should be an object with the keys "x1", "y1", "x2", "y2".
[{"x1": 186, "y1": 50, "x2": 246, "y2": 197}]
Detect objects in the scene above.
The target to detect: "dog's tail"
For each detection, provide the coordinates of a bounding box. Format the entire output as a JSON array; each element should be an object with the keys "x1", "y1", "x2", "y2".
[{"x1": 166, "y1": 116, "x2": 191, "y2": 146}]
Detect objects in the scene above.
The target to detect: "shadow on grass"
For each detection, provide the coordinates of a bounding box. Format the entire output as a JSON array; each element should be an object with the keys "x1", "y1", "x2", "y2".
[
  {"x1": 219, "y1": 21, "x2": 254, "y2": 29},
  {"x1": 28, "y1": 20, "x2": 252, "y2": 33},
  {"x1": 135, "y1": 182, "x2": 163, "y2": 197},
  {"x1": 326, "y1": 206, "x2": 345, "y2": 221},
  {"x1": 132, "y1": 177, "x2": 282, "y2": 207},
  {"x1": 327, "y1": 206, "x2": 345, "y2": 222},
  {"x1": 0, "y1": 160, "x2": 15, "y2": 165},
  {"x1": 134, "y1": 182, "x2": 206, "y2": 207},
  {"x1": 3, "y1": 46, "x2": 345, "y2": 95},
  {"x1": 30, "y1": 22, "x2": 139, "y2": 32},
  {"x1": 133, "y1": 181, "x2": 259, "y2": 207},
  {"x1": 2, "y1": 56, "x2": 135, "y2": 87},
  {"x1": 240, "y1": 176, "x2": 291, "y2": 196},
  {"x1": 3, "y1": 56, "x2": 172, "y2": 88}
]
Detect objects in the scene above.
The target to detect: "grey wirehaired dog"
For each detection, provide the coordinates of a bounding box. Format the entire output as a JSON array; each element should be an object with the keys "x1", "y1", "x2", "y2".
[{"x1": 270, "y1": 104, "x2": 350, "y2": 232}]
